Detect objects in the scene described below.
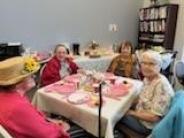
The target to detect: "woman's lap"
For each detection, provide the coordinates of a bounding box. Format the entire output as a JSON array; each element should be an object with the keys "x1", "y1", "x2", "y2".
[{"x1": 119, "y1": 115, "x2": 151, "y2": 135}]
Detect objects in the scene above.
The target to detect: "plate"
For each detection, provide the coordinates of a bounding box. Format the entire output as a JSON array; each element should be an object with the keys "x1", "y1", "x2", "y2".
[{"x1": 67, "y1": 92, "x2": 91, "y2": 104}]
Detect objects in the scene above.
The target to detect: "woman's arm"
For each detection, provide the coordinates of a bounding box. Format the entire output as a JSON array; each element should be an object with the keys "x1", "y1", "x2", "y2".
[
  {"x1": 41, "y1": 58, "x2": 61, "y2": 86},
  {"x1": 10, "y1": 100, "x2": 69, "y2": 138},
  {"x1": 130, "y1": 98, "x2": 139, "y2": 109},
  {"x1": 127, "y1": 110, "x2": 160, "y2": 122},
  {"x1": 107, "y1": 56, "x2": 119, "y2": 72}
]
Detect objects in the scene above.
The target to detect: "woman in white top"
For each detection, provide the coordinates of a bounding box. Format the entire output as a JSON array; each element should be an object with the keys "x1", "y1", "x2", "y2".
[{"x1": 118, "y1": 50, "x2": 174, "y2": 136}]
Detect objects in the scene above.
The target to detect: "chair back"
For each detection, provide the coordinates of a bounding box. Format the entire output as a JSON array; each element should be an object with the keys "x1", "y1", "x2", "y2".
[
  {"x1": 160, "y1": 51, "x2": 177, "y2": 85},
  {"x1": 0, "y1": 125, "x2": 12, "y2": 138},
  {"x1": 37, "y1": 63, "x2": 46, "y2": 88},
  {"x1": 174, "y1": 60, "x2": 184, "y2": 86},
  {"x1": 151, "y1": 91, "x2": 184, "y2": 138}
]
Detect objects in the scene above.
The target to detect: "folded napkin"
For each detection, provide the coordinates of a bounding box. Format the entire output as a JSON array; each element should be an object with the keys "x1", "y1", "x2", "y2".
[
  {"x1": 45, "y1": 83, "x2": 76, "y2": 94},
  {"x1": 104, "y1": 72, "x2": 116, "y2": 80},
  {"x1": 64, "y1": 74, "x2": 81, "y2": 83},
  {"x1": 105, "y1": 84, "x2": 129, "y2": 97}
]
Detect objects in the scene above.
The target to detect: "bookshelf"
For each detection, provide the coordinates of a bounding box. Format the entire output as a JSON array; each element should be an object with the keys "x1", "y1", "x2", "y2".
[{"x1": 138, "y1": 4, "x2": 178, "y2": 50}]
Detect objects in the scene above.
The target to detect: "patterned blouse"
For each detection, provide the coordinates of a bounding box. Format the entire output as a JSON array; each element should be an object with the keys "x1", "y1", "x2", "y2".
[
  {"x1": 107, "y1": 54, "x2": 135, "y2": 77},
  {"x1": 136, "y1": 74, "x2": 174, "y2": 129}
]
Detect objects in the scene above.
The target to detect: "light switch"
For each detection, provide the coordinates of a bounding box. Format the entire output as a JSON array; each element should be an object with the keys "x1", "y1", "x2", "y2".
[{"x1": 109, "y1": 24, "x2": 118, "y2": 32}]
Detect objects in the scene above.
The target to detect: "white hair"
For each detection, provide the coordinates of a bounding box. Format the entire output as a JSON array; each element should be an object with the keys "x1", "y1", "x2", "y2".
[
  {"x1": 140, "y1": 50, "x2": 162, "y2": 68},
  {"x1": 60, "y1": 43, "x2": 70, "y2": 50}
]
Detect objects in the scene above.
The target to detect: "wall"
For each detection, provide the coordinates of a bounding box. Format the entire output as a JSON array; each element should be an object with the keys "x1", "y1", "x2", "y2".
[
  {"x1": 170, "y1": 0, "x2": 184, "y2": 59},
  {"x1": 143, "y1": 0, "x2": 184, "y2": 59},
  {"x1": 0, "y1": 0, "x2": 142, "y2": 51}
]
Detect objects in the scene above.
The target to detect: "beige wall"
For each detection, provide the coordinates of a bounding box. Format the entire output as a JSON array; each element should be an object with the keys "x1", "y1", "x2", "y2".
[
  {"x1": 170, "y1": 0, "x2": 184, "y2": 59},
  {"x1": 143, "y1": 0, "x2": 184, "y2": 59},
  {"x1": 143, "y1": 0, "x2": 151, "y2": 7}
]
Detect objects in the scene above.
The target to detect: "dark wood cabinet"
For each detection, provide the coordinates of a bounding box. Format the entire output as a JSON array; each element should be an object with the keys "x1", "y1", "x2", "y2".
[{"x1": 138, "y1": 4, "x2": 178, "y2": 50}]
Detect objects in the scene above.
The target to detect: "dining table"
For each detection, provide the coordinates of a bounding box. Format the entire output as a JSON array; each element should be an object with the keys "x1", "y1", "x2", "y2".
[
  {"x1": 37, "y1": 53, "x2": 118, "y2": 72},
  {"x1": 74, "y1": 53, "x2": 118, "y2": 72},
  {"x1": 32, "y1": 74, "x2": 143, "y2": 138}
]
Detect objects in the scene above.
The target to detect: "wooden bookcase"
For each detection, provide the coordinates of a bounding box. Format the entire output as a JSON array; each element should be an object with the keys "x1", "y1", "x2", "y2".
[{"x1": 138, "y1": 4, "x2": 178, "y2": 50}]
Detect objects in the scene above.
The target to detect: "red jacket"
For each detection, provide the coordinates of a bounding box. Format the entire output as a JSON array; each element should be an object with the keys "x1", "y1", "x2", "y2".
[
  {"x1": 0, "y1": 91, "x2": 69, "y2": 138},
  {"x1": 41, "y1": 56, "x2": 79, "y2": 86}
]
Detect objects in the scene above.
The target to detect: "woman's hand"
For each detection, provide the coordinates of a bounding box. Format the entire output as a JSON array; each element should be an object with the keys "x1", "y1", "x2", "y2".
[
  {"x1": 126, "y1": 110, "x2": 136, "y2": 116},
  {"x1": 131, "y1": 98, "x2": 138, "y2": 109},
  {"x1": 47, "y1": 118, "x2": 70, "y2": 131},
  {"x1": 77, "y1": 69, "x2": 85, "y2": 74},
  {"x1": 65, "y1": 55, "x2": 74, "y2": 60},
  {"x1": 126, "y1": 110, "x2": 160, "y2": 123}
]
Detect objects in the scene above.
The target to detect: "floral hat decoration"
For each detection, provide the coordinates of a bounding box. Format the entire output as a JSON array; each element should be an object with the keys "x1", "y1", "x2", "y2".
[{"x1": 0, "y1": 56, "x2": 40, "y2": 86}]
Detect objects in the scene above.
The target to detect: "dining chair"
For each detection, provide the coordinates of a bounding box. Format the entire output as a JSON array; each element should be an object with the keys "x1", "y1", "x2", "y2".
[{"x1": 0, "y1": 125, "x2": 12, "y2": 138}]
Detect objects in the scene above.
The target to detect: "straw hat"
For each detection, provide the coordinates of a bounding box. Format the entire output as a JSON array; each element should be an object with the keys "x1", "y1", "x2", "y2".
[{"x1": 0, "y1": 56, "x2": 40, "y2": 86}]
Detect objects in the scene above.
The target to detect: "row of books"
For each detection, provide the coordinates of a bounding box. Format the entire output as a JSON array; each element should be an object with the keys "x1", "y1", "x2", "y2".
[
  {"x1": 139, "y1": 34, "x2": 165, "y2": 43},
  {"x1": 139, "y1": 7, "x2": 167, "y2": 20},
  {"x1": 140, "y1": 20, "x2": 166, "y2": 33}
]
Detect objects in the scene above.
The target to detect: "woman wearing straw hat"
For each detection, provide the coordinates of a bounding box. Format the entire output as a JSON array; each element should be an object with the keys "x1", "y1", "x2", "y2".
[
  {"x1": 41, "y1": 44, "x2": 80, "y2": 86},
  {"x1": 0, "y1": 57, "x2": 69, "y2": 138}
]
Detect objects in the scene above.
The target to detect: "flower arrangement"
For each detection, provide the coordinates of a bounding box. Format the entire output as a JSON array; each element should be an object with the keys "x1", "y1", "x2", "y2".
[{"x1": 24, "y1": 56, "x2": 39, "y2": 73}]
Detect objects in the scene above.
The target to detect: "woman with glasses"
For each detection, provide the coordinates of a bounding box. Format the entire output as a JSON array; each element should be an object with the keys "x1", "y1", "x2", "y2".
[{"x1": 117, "y1": 50, "x2": 174, "y2": 136}]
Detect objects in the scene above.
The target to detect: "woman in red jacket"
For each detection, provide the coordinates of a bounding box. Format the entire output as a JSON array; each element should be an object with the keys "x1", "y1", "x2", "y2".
[
  {"x1": 41, "y1": 44, "x2": 79, "y2": 86},
  {"x1": 0, "y1": 57, "x2": 69, "y2": 138}
]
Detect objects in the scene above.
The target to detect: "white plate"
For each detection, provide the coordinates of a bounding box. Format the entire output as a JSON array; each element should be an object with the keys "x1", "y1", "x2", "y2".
[{"x1": 67, "y1": 92, "x2": 90, "y2": 104}]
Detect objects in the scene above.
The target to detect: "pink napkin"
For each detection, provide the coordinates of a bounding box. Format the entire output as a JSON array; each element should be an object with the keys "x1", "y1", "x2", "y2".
[
  {"x1": 64, "y1": 74, "x2": 80, "y2": 83},
  {"x1": 104, "y1": 72, "x2": 116, "y2": 80},
  {"x1": 104, "y1": 72, "x2": 114, "y2": 77},
  {"x1": 44, "y1": 83, "x2": 76, "y2": 94},
  {"x1": 106, "y1": 84, "x2": 129, "y2": 97}
]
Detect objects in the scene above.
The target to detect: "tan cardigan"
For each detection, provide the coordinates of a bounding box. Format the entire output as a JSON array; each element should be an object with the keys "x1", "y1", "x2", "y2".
[{"x1": 107, "y1": 54, "x2": 135, "y2": 77}]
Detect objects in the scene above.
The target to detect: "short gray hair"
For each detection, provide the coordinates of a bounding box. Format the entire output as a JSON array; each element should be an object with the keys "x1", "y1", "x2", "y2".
[
  {"x1": 140, "y1": 50, "x2": 162, "y2": 68},
  {"x1": 54, "y1": 44, "x2": 70, "y2": 54}
]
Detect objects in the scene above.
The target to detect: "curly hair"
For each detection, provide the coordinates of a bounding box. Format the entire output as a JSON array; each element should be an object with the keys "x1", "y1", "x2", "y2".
[{"x1": 119, "y1": 41, "x2": 134, "y2": 54}]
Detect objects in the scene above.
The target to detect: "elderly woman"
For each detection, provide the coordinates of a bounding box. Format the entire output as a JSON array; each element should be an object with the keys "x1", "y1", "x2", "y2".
[
  {"x1": 0, "y1": 57, "x2": 69, "y2": 138},
  {"x1": 41, "y1": 44, "x2": 79, "y2": 86},
  {"x1": 118, "y1": 50, "x2": 174, "y2": 136},
  {"x1": 107, "y1": 41, "x2": 136, "y2": 77}
]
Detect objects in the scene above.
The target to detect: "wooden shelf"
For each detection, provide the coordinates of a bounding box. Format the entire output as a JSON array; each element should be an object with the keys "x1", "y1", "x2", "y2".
[
  {"x1": 141, "y1": 4, "x2": 178, "y2": 10},
  {"x1": 139, "y1": 31, "x2": 165, "y2": 35},
  {"x1": 138, "y1": 4, "x2": 179, "y2": 50},
  {"x1": 139, "y1": 18, "x2": 166, "y2": 22},
  {"x1": 138, "y1": 39, "x2": 164, "y2": 45}
]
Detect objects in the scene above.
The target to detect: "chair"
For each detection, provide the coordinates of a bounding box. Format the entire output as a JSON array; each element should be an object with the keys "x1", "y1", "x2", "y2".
[
  {"x1": 0, "y1": 125, "x2": 12, "y2": 138},
  {"x1": 173, "y1": 60, "x2": 184, "y2": 88},
  {"x1": 26, "y1": 64, "x2": 46, "y2": 101},
  {"x1": 160, "y1": 51, "x2": 177, "y2": 85},
  {"x1": 35, "y1": 63, "x2": 46, "y2": 88},
  {"x1": 151, "y1": 91, "x2": 184, "y2": 138}
]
